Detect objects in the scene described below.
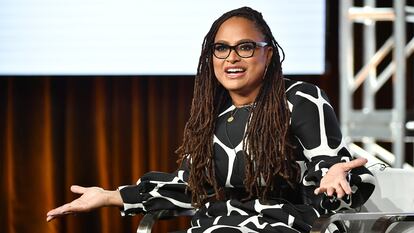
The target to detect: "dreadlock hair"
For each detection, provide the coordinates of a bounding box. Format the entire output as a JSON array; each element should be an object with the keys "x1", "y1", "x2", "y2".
[{"x1": 176, "y1": 6, "x2": 300, "y2": 207}]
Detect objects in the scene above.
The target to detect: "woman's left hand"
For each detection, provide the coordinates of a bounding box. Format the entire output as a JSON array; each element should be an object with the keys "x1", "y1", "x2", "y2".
[{"x1": 314, "y1": 157, "x2": 367, "y2": 198}]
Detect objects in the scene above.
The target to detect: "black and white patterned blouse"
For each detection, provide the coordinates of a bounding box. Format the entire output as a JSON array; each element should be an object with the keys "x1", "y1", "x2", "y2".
[{"x1": 118, "y1": 79, "x2": 376, "y2": 233}]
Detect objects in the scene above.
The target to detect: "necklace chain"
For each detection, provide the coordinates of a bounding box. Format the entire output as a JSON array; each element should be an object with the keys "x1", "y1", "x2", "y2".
[
  {"x1": 234, "y1": 102, "x2": 254, "y2": 108},
  {"x1": 224, "y1": 106, "x2": 251, "y2": 154},
  {"x1": 227, "y1": 103, "x2": 254, "y2": 123},
  {"x1": 225, "y1": 118, "x2": 237, "y2": 154}
]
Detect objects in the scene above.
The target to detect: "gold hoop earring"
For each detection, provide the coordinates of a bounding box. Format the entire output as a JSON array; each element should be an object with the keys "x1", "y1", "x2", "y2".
[{"x1": 263, "y1": 65, "x2": 268, "y2": 80}]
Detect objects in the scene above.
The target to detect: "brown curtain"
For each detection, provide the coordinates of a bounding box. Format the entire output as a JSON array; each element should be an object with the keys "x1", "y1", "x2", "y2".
[{"x1": 0, "y1": 77, "x2": 194, "y2": 233}]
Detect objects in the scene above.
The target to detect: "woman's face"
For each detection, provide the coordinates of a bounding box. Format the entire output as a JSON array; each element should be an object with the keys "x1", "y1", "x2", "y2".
[{"x1": 213, "y1": 17, "x2": 273, "y2": 102}]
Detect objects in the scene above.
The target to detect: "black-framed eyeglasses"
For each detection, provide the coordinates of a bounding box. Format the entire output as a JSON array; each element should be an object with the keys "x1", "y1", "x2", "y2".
[{"x1": 212, "y1": 41, "x2": 269, "y2": 59}]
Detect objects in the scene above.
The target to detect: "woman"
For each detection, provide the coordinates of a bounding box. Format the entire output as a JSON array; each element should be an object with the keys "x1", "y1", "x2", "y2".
[{"x1": 47, "y1": 7, "x2": 375, "y2": 233}]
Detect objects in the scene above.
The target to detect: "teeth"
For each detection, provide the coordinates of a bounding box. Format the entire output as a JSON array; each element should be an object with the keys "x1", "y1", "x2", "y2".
[{"x1": 226, "y1": 68, "x2": 244, "y2": 73}]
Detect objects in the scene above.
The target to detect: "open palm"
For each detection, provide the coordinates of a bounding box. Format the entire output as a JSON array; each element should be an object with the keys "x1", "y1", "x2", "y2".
[{"x1": 46, "y1": 185, "x2": 107, "y2": 222}]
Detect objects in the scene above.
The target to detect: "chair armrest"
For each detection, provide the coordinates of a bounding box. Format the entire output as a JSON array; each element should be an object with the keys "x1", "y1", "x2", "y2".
[
  {"x1": 310, "y1": 212, "x2": 414, "y2": 233},
  {"x1": 371, "y1": 213, "x2": 414, "y2": 233},
  {"x1": 137, "y1": 209, "x2": 196, "y2": 233}
]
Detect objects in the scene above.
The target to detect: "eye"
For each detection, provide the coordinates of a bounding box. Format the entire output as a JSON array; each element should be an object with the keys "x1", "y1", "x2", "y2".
[
  {"x1": 214, "y1": 44, "x2": 229, "y2": 52},
  {"x1": 238, "y1": 42, "x2": 255, "y2": 51}
]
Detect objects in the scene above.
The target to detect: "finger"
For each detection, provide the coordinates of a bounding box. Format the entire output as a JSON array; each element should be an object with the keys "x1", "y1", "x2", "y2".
[
  {"x1": 314, "y1": 186, "x2": 327, "y2": 195},
  {"x1": 340, "y1": 179, "x2": 352, "y2": 195},
  {"x1": 46, "y1": 209, "x2": 74, "y2": 222},
  {"x1": 326, "y1": 187, "x2": 335, "y2": 196},
  {"x1": 47, "y1": 203, "x2": 71, "y2": 216},
  {"x1": 46, "y1": 214, "x2": 59, "y2": 222},
  {"x1": 47, "y1": 206, "x2": 64, "y2": 216},
  {"x1": 342, "y1": 157, "x2": 367, "y2": 171},
  {"x1": 71, "y1": 185, "x2": 87, "y2": 194},
  {"x1": 48, "y1": 200, "x2": 83, "y2": 216},
  {"x1": 334, "y1": 184, "x2": 345, "y2": 198},
  {"x1": 46, "y1": 215, "x2": 54, "y2": 222}
]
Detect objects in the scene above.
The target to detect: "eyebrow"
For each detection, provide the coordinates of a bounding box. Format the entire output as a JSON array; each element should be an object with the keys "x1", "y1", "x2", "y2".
[{"x1": 213, "y1": 39, "x2": 256, "y2": 45}]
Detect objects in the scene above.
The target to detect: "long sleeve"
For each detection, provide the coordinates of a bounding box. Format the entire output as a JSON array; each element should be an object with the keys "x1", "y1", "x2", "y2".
[
  {"x1": 286, "y1": 80, "x2": 376, "y2": 214},
  {"x1": 118, "y1": 158, "x2": 194, "y2": 216}
]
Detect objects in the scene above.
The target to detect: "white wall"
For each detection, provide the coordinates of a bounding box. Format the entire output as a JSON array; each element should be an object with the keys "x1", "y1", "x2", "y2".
[{"x1": 0, "y1": 0, "x2": 325, "y2": 75}]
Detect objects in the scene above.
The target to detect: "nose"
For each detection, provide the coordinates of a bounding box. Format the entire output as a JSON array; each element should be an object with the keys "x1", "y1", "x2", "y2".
[{"x1": 226, "y1": 48, "x2": 240, "y2": 63}]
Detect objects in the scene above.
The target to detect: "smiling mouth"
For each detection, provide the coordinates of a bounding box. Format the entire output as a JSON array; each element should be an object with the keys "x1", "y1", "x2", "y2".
[{"x1": 225, "y1": 67, "x2": 246, "y2": 74}]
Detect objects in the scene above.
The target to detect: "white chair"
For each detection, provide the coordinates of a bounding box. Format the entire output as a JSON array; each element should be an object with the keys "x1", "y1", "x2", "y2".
[
  {"x1": 311, "y1": 168, "x2": 414, "y2": 233},
  {"x1": 137, "y1": 168, "x2": 414, "y2": 233}
]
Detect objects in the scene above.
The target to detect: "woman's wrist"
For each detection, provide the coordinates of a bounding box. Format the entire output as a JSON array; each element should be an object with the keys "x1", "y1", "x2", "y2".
[{"x1": 105, "y1": 189, "x2": 123, "y2": 207}]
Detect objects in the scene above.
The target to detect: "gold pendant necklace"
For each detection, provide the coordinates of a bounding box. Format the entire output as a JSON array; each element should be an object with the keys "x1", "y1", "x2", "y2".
[
  {"x1": 227, "y1": 108, "x2": 239, "y2": 123},
  {"x1": 227, "y1": 103, "x2": 254, "y2": 123},
  {"x1": 227, "y1": 115, "x2": 235, "y2": 123}
]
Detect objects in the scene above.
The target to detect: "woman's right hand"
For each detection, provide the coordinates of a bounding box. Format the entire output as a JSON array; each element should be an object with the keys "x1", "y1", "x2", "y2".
[{"x1": 46, "y1": 185, "x2": 122, "y2": 222}]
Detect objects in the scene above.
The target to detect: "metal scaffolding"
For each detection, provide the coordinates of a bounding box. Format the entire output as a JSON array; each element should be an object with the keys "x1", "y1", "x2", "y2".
[{"x1": 339, "y1": 0, "x2": 414, "y2": 168}]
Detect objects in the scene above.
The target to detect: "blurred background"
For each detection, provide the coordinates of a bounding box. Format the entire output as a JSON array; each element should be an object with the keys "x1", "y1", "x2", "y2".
[{"x1": 1, "y1": 0, "x2": 413, "y2": 232}]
